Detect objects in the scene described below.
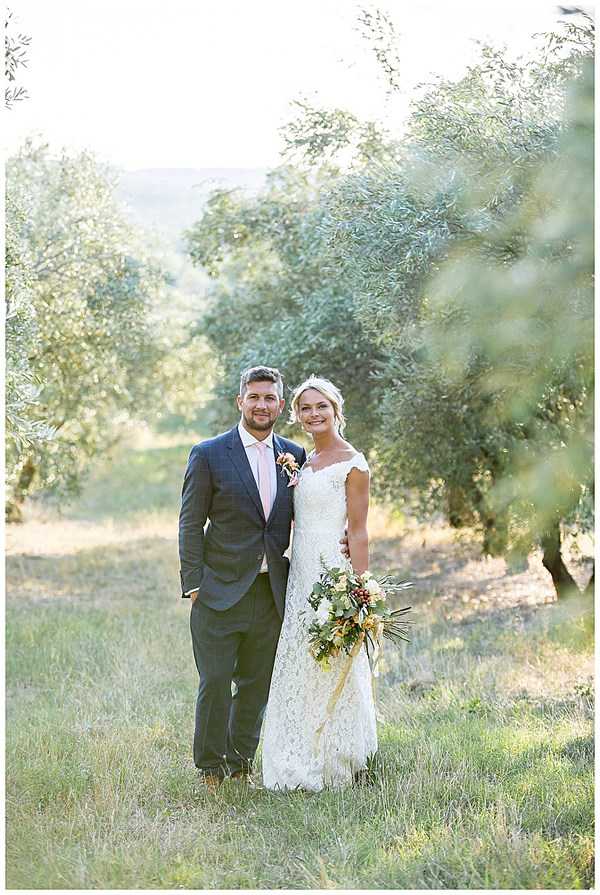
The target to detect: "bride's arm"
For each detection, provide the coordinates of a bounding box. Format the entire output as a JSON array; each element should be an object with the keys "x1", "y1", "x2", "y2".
[{"x1": 346, "y1": 467, "x2": 370, "y2": 575}]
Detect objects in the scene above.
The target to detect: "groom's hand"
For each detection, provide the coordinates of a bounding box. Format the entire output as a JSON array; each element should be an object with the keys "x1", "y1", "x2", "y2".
[
  {"x1": 189, "y1": 589, "x2": 199, "y2": 604},
  {"x1": 339, "y1": 530, "x2": 350, "y2": 558}
]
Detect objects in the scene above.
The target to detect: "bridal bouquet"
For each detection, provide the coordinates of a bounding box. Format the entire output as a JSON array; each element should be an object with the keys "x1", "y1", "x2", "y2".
[{"x1": 306, "y1": 565, "x2": 413, "y2": 672}]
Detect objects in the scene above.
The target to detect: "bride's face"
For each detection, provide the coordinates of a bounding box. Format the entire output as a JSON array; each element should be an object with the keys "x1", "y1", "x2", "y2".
[{"x1": 297, "y1": 388, "x2": 337, "y2": 436}]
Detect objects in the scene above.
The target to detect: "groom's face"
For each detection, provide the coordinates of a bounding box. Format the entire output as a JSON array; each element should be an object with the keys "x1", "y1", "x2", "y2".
[{"x1": 237, "y1": 380, "x2": 285, "y2": 434}]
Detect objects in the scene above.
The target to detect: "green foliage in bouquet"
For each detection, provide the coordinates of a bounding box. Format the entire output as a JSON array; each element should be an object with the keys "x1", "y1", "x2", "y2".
[{"x1": 306, "y1": 565, "x2": 412, "y2": 671}]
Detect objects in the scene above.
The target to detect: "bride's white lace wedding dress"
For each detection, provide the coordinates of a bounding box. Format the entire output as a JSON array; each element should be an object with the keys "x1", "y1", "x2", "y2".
[{"x1": 262, "y1": 453, "x2": 377, "y2": 791}]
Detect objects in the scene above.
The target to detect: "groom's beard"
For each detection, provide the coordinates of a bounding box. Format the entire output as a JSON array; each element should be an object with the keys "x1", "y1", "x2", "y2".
[{"x1": 242, "y1": 409, "x2": 276, "y2": 432}]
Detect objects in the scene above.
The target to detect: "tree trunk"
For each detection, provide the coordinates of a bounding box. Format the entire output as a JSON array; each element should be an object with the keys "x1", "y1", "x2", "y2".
[
  {"x1": 447, "y1": 485, "x2": 476, "y2": 528},
  {"x1": 5, "y1": 457, "x2": 36, "y2": 524},
  {"x1": 481, "y1": 512, "x2": 509, "y2": 557},
  {"x1": 5, "y1": 499, "x2": 23, "y2": 523},
  {"x1": 471, "y1": 483, "x2": 508, "y2": 556},
  {"x1": 541, "y1": 520, "x2": 581, "y2": 599}
]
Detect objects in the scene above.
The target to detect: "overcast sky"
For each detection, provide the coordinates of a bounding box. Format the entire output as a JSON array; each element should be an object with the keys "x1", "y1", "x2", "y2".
[{"x1": 5, "y1": 0, "x2": 576, "y2": 170}]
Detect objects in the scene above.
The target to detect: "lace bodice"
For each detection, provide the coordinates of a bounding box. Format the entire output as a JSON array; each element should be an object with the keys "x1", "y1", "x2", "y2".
[
  {"x1": 293, "y1": 452, "x2": 369, "y2": 536},
  {"x1": 286, "y1": 452, "x2": 370, "y2": 617},
  {"x1": 261, "y1": 451, "x2": 377, "y2": 791}
]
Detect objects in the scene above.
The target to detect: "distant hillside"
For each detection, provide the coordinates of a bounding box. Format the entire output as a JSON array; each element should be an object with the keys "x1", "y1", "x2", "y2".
[{"x1": 116, "y1": 167, "x2": 269, "y2": 249}]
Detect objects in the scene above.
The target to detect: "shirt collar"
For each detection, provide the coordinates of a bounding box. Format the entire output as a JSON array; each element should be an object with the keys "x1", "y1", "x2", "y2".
[{"x1": 238, "y1": 421, "x2": 274, "y2": 450}]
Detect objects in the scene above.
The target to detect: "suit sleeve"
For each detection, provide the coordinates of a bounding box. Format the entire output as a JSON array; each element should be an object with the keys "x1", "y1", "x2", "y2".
[{"x1": 178, "y1": 444, "x2": 212, "y2": 597}]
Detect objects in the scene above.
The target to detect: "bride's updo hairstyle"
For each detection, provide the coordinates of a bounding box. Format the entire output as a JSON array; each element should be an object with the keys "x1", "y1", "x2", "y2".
[{"x1": 290, "y1": 375, "x2": 346, "y2": 435}]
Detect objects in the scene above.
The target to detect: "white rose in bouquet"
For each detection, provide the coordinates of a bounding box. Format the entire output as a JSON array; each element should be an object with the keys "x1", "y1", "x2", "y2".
[
  {"x1": 366, "y1": 577, "x2": 383, "y2": 597},
  {"x1": 315, "y1": 599, "x2": 333, "y2": 625}
]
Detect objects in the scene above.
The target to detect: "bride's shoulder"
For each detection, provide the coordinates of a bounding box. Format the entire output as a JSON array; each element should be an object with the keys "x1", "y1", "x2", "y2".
[
  {"x1": 341, "y1": 444, "x2": 369, "y2": 475},
  {"x1": 336, "y1": 440, "x2": 359, "y2": 457},
  {"x1": 339, "y1": 441, "x2": 364, "y2": 458}
]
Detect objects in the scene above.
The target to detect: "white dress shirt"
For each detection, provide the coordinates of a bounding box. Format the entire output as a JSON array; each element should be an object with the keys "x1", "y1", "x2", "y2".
[{"x1": 237, "y1": 422, "x2": 277, "y2": 571}]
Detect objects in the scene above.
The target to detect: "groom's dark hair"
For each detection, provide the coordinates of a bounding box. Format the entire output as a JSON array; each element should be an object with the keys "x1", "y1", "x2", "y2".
[{"x1": 239, "y1": 365, "x2": 284, "y2": 398}]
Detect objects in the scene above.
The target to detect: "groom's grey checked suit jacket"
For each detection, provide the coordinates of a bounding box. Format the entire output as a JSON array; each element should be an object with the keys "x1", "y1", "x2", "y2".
[{"x1": 178, "y1": 425, "x2": 307, "y2": 618}]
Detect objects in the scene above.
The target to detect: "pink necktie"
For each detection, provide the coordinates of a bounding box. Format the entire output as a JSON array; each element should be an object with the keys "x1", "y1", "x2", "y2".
[{"x1": 255, "y1": 441, "x2": 272, "y2": 519}]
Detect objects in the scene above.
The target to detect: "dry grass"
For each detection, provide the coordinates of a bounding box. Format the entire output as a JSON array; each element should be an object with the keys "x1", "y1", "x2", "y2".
[{"x1": 5, "y1": 433, "x2": 594, "y2": 889}]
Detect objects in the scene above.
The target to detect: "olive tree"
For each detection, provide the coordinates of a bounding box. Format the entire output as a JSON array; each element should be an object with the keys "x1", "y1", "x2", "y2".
[
  {"x1": 6, "y1": 143, "x2": 202, "y2": 517},
  {"x1": 322, "y1": 17, "x2": 594, "y2": 596},
  {"x1": 5, "y1": 9, "x2": 31, "y2": 108},
  {"x1": 185, "y1": 164, "x2": 386, "y2": 448},
  {"x1": 185, "y1": 13, "x2": 593, "y2": 598},
  {"x1": 422, "y1": 54, "x2": 593, "y2": 595}
]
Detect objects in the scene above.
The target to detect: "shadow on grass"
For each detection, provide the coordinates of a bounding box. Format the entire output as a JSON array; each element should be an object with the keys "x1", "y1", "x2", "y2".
[
  {"x1": 6, "y1": 536, "x2": 181, "y2": 606},
  {"x1": 372, "y1": 533, "x2": 477, "y2": 583}
]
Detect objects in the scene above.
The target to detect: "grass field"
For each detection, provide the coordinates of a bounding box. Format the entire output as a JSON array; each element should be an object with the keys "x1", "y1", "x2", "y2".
[{"x1": 6, "y1": 432, "x2": 594, "y2": 889}]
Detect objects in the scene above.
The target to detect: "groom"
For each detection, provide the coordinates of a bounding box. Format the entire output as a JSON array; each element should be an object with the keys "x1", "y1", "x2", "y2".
[{"x1": 178, "y1": 365, "x2": 306, "y2": 789}]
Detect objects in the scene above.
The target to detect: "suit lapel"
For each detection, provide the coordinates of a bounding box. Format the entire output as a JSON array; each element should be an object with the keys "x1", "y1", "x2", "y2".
[
  {"x1": 227, "y1": 426, "x2": 265, "y2": 520},
  {"x1": 268, "y1": 434, "x2": 288, "y2": 524}
]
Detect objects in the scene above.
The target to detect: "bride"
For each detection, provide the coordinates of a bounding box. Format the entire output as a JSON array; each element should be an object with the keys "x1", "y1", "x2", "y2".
[{"x1": 262, "y1": 376, "x2": 377, "y2": 791}]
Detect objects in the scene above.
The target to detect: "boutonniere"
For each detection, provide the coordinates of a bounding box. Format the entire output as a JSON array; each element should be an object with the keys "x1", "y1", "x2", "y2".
[{"x1": 276, "y1": 451, "x2": 300, "y2": 487}]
